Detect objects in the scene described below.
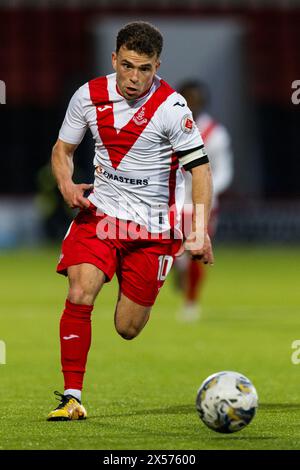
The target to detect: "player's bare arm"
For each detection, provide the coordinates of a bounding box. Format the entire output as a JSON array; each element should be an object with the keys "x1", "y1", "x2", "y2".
[
  {"x1": 186, "y1": 162, "x2": 214, "y2": 265},
  {"x1": 51, "y1": 138, "x2": 93, "y2": 209}
]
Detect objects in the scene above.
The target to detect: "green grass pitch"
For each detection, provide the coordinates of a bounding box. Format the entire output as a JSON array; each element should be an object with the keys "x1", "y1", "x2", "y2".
[{"x1": 0, "y1": 244, "x2": 300, "y2": 450}]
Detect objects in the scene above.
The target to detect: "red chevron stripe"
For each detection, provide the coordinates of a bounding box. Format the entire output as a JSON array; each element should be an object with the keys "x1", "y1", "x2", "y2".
[{"x1": 89, "y1": 76, "x2": 175, "y2": 169}]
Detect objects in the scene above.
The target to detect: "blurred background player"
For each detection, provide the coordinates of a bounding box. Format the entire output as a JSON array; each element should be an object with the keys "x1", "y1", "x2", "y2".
[{"x1": 175, "y1": 80, "x2": 234, "y2": 322}]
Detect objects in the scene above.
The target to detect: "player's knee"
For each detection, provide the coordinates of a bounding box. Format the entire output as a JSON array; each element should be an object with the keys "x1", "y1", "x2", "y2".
[
  {"x1": 116, "y1": 324, "x2": 139, "y2": 341},
  {"x1": 68, "y1": 286, "x2": 93, "y2": 305}
]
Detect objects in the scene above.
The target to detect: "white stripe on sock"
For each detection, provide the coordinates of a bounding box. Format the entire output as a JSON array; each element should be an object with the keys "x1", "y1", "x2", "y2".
[{"x1": 64, "y1": 389, "x2": 82, "y2": 402}]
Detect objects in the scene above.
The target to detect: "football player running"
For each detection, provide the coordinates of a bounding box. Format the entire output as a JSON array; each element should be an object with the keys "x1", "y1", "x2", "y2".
[{"x1": 47, "y1": 21, "x2": 213, "y2": 421}]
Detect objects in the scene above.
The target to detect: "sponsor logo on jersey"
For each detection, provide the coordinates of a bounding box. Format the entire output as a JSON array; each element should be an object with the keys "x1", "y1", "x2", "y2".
[
  {"x1": 181, "y1": 114, "x2": 194, "y2": 133},
  {"x1": 133, "y1": 106, "x2": 148, "y2": 126},
  {"x1": 173, "y1": 101, "x2": 185, "y2": 107},
  {"x1": 98, "y1": 167, "x2": 149, "y2": 186}
]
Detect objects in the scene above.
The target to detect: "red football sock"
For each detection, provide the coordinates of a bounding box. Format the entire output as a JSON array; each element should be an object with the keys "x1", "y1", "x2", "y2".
[
  {"x1": 186, "y1": 259, "x2": 206, "y2": 303},
  {"x1": 60, "y1": 299, "x2": 93, "y2": 391}
]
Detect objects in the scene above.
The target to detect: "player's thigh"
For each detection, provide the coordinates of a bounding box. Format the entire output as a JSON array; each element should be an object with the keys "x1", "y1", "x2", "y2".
[
  {"x1": 67, "y1": 263, "x2": 106, "y2": 305},
  {"x1": 116, "y1": 241, "x2": 175, "y2": 317},
  {"x1": 114, "y1": 292, "x2": 151, "y2": 339}
]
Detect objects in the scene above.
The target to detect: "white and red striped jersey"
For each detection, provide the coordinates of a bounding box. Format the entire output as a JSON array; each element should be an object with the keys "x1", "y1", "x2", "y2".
[{"x1": 59, "y1": 73, "x2": 208, "y2": 233}]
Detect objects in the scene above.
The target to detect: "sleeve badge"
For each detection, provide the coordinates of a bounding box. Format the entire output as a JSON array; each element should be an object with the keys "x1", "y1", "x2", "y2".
[{"x1": 181, "y1": 114, "x2": 195, "y2": 133}]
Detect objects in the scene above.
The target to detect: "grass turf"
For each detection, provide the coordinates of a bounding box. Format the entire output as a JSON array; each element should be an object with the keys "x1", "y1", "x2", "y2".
[{"x1": 0, "y1": 244, "x2": 300, "y2": 450}]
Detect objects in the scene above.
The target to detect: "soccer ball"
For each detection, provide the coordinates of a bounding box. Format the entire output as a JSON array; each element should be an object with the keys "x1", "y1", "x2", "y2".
[{"x1": 196, "y1": 371, "x2": 258, "y2": 433}]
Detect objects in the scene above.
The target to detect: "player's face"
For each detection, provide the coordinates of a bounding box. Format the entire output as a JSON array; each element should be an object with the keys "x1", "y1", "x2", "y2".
[{"x1": 112, "y1": 46, "x2": 160, "y2": 100}]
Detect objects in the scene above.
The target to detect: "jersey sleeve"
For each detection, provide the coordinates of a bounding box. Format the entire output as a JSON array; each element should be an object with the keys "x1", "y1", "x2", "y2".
[
  {"x1": 163, "y1": 93, "x2": 209, "y2": 170},
  {"x1": 58, "y1": 85, "x2": 88, "y2": 145}
]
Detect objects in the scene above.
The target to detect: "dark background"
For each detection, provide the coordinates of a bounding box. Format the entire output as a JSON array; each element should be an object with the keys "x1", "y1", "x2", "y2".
[{"x1": 1, "y1": 1, "x2": 300, "y2": 242}]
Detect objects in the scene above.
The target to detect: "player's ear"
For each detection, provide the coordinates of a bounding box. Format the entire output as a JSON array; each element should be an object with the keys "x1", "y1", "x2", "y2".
[
  {"x1": 112, "y1": 52, "x2": 117, "y2": 71},
  {"x1": 155, "y1": 59, "x2": 161, "y2": 72}
]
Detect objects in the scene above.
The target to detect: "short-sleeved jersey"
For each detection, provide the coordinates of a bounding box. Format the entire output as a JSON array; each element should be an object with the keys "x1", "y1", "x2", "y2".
[{"x1": 59, "y1": 73, "x2": 208, "y2": 233}]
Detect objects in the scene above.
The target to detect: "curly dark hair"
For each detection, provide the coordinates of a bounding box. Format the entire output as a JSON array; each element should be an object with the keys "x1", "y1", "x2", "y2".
[{"x1": 116, "y1": 21, "x2": 163, "y2": 58}]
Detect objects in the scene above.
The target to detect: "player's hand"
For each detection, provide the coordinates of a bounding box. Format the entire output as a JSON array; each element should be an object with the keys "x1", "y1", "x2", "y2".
[
  {"x1": 60, "y1": 182, "x2": 94, "y2": 209},
  {"x1": 184, "y1": 231, "x2": 214, "y2": 266}
]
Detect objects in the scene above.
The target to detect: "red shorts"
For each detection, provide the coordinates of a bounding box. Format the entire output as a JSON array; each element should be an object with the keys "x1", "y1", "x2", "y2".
[{"x1": 57, "y1": 204, "x2": 181, "y2": 307}]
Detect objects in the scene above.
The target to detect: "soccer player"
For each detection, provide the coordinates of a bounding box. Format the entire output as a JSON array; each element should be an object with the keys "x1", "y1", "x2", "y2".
[
  {"x1": 47, "y1": 22, "x2": 214, "y2": 421},
  {"x1": 175, "y1": 81, "x2": 233, "y2": 322}
]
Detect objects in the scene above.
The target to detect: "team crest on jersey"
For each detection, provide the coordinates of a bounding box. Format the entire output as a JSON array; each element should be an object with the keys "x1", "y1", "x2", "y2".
[
  {"x1": 181, "y1": 114, "x2": 194, "y2": 133},
  {"x1": 133, "y1": 107, "x2": 148, "y2": 126}
]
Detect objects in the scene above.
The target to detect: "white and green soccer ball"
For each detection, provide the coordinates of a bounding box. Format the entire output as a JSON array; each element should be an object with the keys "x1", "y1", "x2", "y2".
[{"x1": 196, "y1": 371, "x2": 258, "y2": 433}]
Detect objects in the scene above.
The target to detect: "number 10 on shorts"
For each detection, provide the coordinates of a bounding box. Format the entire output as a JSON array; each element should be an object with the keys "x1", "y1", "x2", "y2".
[{"x1": 157, "y1": 255, "x2": 173, "y2": 281}]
